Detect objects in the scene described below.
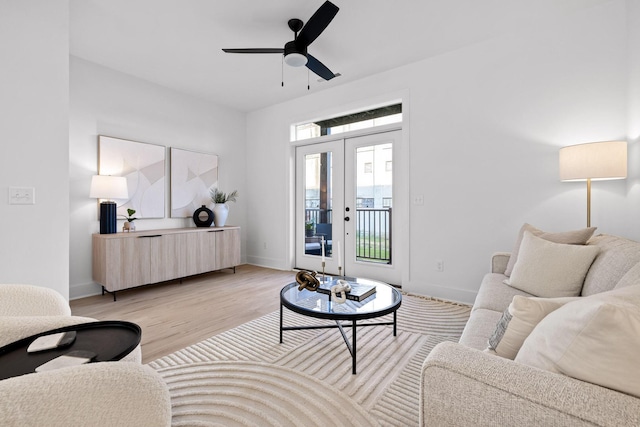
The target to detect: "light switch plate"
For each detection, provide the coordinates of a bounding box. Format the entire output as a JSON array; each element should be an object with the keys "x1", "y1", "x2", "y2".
[{"x1": 9, "y1": 187, "x2": 35, "y2": 205}]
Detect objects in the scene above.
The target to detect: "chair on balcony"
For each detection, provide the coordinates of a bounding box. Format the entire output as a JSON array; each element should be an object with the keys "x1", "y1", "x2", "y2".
[
  {"x1": 315, "y1": 223, "x2": 332, "y2": 255},
  {"x1": 304, "y1": 223, "x2": 332, "y2": 256}
]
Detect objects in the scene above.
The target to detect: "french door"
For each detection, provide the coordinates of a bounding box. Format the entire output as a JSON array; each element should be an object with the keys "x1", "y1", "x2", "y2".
[{"x1": 295, "y1": 130, "x2": 401, "y2": 285}]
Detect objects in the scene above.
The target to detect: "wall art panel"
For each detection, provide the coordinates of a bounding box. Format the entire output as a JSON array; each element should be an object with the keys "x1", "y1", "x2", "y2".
[
  {"x1": 170, "y1": 148, "x2": 218, "y2": 218},
  {"x1": 98, "y1": 135, "x2": 166, "y2": 218}
]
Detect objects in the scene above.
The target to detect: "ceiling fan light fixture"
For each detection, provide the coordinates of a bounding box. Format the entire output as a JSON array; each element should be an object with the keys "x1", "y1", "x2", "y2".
[
  {"x1": 284, "y1": 40, "x2": 308, "y2": 67},
  {"x1": 222, "y1": 1, "x2": 338, "y2": 80},
  {"x1": 284, "y1": 52, "x2": 308, "y2": 67}
]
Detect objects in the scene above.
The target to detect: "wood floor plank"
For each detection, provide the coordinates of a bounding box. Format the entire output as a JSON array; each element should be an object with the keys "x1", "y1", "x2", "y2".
[{"x1": 70, "y1": 265, "x2": 297, "y2": 363}]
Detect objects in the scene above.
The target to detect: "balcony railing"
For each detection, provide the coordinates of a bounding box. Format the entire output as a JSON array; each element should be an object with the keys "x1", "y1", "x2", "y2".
[
  {"x1": 305, "y1": 208, "x2": 392, "y2": 264},
  {"x1": 355, "y1": 208, "x2": 392, "y2": 264}
]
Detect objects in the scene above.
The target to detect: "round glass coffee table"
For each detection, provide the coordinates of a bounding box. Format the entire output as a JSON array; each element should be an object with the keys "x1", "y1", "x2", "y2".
[{"x1": 280, "y1": 276, "x2": 402, "y2": 374}]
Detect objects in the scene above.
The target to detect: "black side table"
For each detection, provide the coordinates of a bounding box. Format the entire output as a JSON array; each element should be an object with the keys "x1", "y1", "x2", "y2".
[{"x1": 0, "y1": 320, "x2": 141, "y2": 381}]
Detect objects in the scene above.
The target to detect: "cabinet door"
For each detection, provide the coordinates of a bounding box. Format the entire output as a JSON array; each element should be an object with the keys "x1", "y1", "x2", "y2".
[
  {"x1": 215, "y1": 228, "x2": 241, "y2": 270},
  {"x1": 149, "y1": 234, "x2": 179, "y2": 284},
  {"x1": 151, "y1": 233, "x2": 200, "y2": 280},
  {"x1": 109, "y1": 236, "x2": 151, "y2": 291},
  {"x1": 197, "y1": 230, "x2": 219, "y2": 273},
  {"x1": 179, "y1": 232, "x2": 200, "y2": 277}
]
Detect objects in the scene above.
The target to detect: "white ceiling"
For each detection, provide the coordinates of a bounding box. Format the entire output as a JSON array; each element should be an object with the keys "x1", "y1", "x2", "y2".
[{"x1": 70, "y1": 0, "x2": 609, "y2": 112}]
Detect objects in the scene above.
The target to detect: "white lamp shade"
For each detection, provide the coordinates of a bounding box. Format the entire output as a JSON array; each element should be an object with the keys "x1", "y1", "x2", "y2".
[
  {"x1": 559, "y1": 140, "x2": 627, "y2": 182},
  {"x1": 284, "y1": 52, "x2": 308, "y2": 67},
  {"x1": 90, "y1": 175, "x2": 129, "y2": 199}
]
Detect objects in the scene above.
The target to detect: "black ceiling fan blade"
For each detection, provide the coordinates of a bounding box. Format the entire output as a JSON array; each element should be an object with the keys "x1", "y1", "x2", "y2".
[
  {"x1": 222, "y1": 48, "x2": 284, "y2": 54},
  {"x1": 297, "y1": 1, "x2": 339, "y2": 48},
  {"x1": 306, "y1": 54, "x2": 336, "y2": 81}
]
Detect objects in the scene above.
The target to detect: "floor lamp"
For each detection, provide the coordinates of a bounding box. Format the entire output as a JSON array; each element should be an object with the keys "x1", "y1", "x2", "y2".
[
  {"x1": 559, "y1": 141, "x2": 627, "y2": 227},
  {"x1": 90, "y1": 175, "x2": 129, "y2": 234}
]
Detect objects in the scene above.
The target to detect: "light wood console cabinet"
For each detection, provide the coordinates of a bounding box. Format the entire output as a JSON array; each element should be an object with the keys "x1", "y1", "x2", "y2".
[{"x1": 92, "y1": 227, "x2": 240, "y2": 300}]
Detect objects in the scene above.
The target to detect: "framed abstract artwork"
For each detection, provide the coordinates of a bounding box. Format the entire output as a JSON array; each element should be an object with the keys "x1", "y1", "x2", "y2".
[
  {"x1": 98, "y1": 135, "x2": 166, "y2": 218},
  {"x1": 170, "y1": 148, "x2": 219, "y2": 218}
]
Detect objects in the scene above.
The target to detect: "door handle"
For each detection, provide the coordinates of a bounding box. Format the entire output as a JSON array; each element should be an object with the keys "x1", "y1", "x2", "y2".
[{"x1": 344, "y1": 216, "x2": 350, "y2": 221}]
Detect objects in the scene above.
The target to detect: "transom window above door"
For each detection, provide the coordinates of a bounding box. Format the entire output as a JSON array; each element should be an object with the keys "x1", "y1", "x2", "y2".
[{"x1": 291, "y1": 103, "x2": 402, "y2": 142}]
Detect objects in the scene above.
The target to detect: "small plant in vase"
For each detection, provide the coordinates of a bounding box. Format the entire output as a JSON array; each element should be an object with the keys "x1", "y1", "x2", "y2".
[
  {"x1": 305, "y1": 219, "x2": 315, "y2": 237},
  {"x1": 122, "y1": 208, "x2": 137, "y2": 232},
  {"x1": 210, "y1": 188, "x2": 238, "y2": 227}
]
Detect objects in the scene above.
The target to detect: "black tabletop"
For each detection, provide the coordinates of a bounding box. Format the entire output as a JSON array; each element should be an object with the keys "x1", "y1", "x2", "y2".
[{"x1": 0, "y1": 320, "x2": 141, "y2": 381}]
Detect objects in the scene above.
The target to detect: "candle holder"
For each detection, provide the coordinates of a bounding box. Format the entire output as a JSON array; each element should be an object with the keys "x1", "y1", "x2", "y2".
[
  {"x1": 322, "y1": 261, "x2": 326, "y2": 281},
  {"x1": 338, "y1": 266, "x2": 342, "y2": 277}
]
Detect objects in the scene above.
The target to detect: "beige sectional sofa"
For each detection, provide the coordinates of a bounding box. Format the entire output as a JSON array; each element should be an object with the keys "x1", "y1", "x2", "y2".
[{"x1": 420, "y1": 231, "x2": 640, "y2": 426}]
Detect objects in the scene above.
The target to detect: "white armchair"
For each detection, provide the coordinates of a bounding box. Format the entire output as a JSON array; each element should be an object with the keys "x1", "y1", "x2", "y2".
[
  {"x1": 0, "y1": 284, "x2": 171, "y2": 426},
  {"x1": 0, "y1": 284, "x2": 96, "y2": 348}
]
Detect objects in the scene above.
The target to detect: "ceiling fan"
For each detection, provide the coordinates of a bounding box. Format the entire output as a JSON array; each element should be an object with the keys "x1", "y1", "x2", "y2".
[{"x1": 222, "y1": 1, "x2": 339, "y2": 81}]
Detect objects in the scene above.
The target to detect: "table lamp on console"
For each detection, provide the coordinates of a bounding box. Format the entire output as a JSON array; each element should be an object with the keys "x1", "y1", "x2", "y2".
[{"x1": 90, "y1": 175, "x2": 129, "y2": 234}]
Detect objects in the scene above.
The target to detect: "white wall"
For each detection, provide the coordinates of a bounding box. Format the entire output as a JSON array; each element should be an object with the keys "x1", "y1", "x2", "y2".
[
  {"x1": 245, "y1": 1, "x2": 631, "y2": 303},
  {"x1": 626, "y1": 0, "x2": 640, "y2": 238},
  {"x1": 0, "y1": 1, "x2": 71, "y2": 298},
  {"x1": 69, "y1": 57, "x2": 247, "y2": 299}
]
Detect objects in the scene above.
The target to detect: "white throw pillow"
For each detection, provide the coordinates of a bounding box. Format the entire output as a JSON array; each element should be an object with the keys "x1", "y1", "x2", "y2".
[
  {"x1": 504, "y1": 223, "x2": 596, "y2": 277},
  {"x1": 515, "y1": 285, "x2": 640, "y2": 398},
  {"x1": 486, "y1": 295, "x2": 579, "y2": 359},
  {"x1": 504, "y1": 231, "x2": 599, "y2": 297}
]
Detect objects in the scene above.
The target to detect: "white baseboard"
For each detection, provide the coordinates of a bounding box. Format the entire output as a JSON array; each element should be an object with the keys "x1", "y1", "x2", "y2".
[
  {"x1": 403, "y1": 281, "x2": 477, "y2": 305},
  {"x1": 70, "y1": 282, "x2": 102, "y2": 301},
  {"x1": 245, "y1": 256, "x2": 291, "y2": 271}
]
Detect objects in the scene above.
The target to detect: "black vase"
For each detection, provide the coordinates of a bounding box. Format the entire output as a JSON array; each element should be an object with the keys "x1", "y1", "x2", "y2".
[{"x1": 193, "y1": 205, "x2": 214, "y2": 227}]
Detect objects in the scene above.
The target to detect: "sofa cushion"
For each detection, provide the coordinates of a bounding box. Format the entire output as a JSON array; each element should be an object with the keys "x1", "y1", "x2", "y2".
[
  {"x1": 458, "y1": 308, "x2": 503, "y2": 351},
  {"x1": 615, "y1": 262, "x2": 640, "y2": 289},
  {"x1": 487, "y1": 295, "x2": 579, "y2": 359},
  {"x1": 504, "y1": 223, "x2": 596, "y2": 277},
  {"x1": 515, "y1": 285, "x2": 640, "y2": 398},
  {"x1": 504, "y1": 232, "x2": 599, "y2": 297},
  {"x1": 582, "y1": 234, "x2": 640, "y2": 296},
  {"x1": 473, "y1": 273, "x2": 534, "y2": 313}
]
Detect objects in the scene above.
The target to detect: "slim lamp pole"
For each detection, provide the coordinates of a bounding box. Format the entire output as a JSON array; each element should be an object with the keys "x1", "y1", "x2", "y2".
[{"x1": 586, "y1": 178, "x2": 591, "y2": 228}]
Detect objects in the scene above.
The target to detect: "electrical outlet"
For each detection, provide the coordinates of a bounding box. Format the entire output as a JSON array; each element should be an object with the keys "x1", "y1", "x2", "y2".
[
  {"x1": 413, "y1": 195, "x2": 424, "y2": 205},
  {"x1": 9, "y1": 187, "x2": 35, "y2": 205},
  {"x1": 263, "y1": 242, "x2": 267, "y2": 250},
  {"x1": 435, "y1": 259, "x2": 444, "y2": 272}
]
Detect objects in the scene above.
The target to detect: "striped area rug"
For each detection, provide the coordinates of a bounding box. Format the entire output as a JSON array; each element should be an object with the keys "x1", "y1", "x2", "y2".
[{"x1": 149, "y1": 294, "x2": 471, "y2": 426}]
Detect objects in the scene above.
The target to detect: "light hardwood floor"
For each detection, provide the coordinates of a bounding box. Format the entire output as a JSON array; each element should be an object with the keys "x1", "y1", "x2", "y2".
[{"x1": 70, "y1": 265, "x2": 297, "y2": 363}]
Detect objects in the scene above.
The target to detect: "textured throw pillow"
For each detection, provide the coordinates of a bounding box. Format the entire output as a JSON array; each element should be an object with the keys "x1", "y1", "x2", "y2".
[
  {"x1": 515, "y1": 285, "x2": 640, "y2": 398},
  {"x1": 486, "y1": 295, "x2": 579, "y2": 359},
  {"x1": 504, "y1": 231, "x2": 599, "y2": 297},
  {"x1": 504, "y1": 223, "x2": 596, "y2": 277}
]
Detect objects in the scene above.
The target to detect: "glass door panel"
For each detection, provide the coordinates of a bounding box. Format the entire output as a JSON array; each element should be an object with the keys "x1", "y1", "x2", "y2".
[
  {"x1": 344, "y1": 131, "x2": 400, "y2": 284},
  {"x1": 303, "y1": 152, "x2": 333, "y2": 256},
  {"x1": 354, "y1": 143, "x2": 392, "y2": 264},
  {"x1": 295, "y1": 141, "x2": 343, "y2": 273}
]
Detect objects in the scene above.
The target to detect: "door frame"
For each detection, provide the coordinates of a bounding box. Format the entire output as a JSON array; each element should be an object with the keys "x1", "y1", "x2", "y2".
[{"x1": 290, "y1": 122, "x2": 408, "y2": 286}]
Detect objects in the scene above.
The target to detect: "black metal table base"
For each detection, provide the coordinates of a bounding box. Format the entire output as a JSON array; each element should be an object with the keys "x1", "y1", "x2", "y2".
[{"x1": 280, "y1": 304, "x2": 398, "y2": 374}]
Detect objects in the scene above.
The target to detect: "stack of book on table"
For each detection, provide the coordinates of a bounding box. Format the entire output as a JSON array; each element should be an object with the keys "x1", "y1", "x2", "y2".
[{"x1": 317, "y1": 280, "x2": 377, "y2": 302}]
